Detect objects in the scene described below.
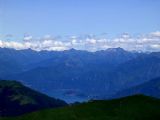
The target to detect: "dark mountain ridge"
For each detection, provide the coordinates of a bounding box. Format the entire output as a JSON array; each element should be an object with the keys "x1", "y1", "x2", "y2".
[
  {"x1": 0, "y1": 80, "x2": 67, "y2": 117},
  {"x1": 111, "y1": 77, "x2": 160, "y2": 99}
]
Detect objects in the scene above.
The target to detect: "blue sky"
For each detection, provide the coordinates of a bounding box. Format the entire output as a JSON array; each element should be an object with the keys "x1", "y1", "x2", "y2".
[{"x1": 0, "y1": 0, "x2": 160, "y2": 38}]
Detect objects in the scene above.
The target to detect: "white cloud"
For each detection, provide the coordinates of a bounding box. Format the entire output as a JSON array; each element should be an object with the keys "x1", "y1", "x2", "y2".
[
  {"x1": 150, "y1": 31, "x2": 160, "y2": 37},
  {"x1": 150, "y1": 44, "x2": 160, "y2": 49},
  {"x1": 0, "y1": 31, "x2": 160, "y2": 52},
  {"x1": 23, "y1": 33, "x2": 33, "y2": 41}
]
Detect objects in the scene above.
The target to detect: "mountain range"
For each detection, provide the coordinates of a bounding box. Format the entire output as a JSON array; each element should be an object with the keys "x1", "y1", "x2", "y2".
[{"x1": 0, "y1": 47, "x2": 160, "y2": 102}]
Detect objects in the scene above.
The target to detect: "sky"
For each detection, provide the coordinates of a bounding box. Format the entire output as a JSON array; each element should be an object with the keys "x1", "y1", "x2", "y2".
[{"x1": 0, "y1": 0, "x2": 160, "y2": 51}]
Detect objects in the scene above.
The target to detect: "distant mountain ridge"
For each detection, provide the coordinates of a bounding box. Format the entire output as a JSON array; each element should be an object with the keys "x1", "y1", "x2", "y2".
[
  {"x1": 111, "y1": 77, "x2": 160, "y2": 99},
  {"x1": 0, "y1": 47, "x2": 160, "y2": 102}
]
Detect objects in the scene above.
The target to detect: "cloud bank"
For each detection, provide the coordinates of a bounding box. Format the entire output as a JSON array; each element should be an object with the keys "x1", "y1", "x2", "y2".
[{"x1": 0, "y1": 31, "x2": 160, "y2": 52}]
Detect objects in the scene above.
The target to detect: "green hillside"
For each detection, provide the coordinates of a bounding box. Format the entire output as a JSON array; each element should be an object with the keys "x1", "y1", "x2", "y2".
[
  {"x1": 1, "y1": 95, "x2": 160, "y2": 120},
  {"x1": 0, "y1": 80, "x2": 67, "y2": 116}
]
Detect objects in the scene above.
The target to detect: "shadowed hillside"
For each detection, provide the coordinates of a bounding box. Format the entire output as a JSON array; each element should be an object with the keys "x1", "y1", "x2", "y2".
[
  {"x1": 1, "y1": 95, "x2": 160, "y2": 120},
  {"x1": 0, "y1": 80, "x2": 67, "y2": 117}
]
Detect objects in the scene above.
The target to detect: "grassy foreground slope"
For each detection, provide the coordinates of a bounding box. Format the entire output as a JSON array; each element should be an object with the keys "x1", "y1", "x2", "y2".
[{"x1": 1, "y1": 95, "x2": 160, "y2": 120}]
